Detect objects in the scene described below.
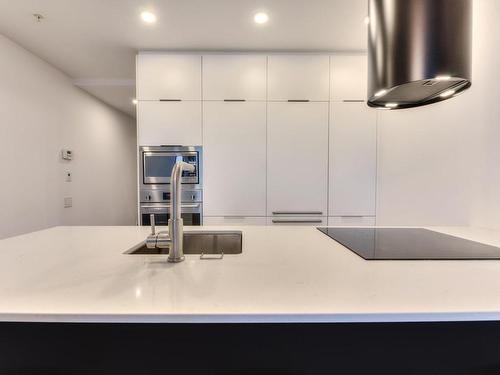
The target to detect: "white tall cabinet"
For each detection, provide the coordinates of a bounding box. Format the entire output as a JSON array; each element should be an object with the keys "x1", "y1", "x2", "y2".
[
  {"x1": 329, "y1": 102, "x2": 377, "y2": 217},
  {"x1": 203, "y1": 101, "x2": 267, "y2": 217},
  {"x1": 202, "y1": 55, "x2": 267, "y2": 223},
  {"x1": 267, "y1": 102, "x2": 329, "y2": 219},
  {"x1": 266, "y1": 55, "x2": 330, "y2": 224},
  {"x1": 329, "y1": 55, "x2": 376, "y2": 226}
]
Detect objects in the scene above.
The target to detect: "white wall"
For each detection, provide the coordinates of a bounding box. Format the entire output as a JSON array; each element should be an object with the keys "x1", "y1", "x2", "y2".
[
  {"x1": 376, "y1": 0, "x2": 500, "y2": 228},
  {"x1": 0, "y1": 34, "x2": 137, "y2": 239},
  {"x1": 469, "y1": 0, "x2": 500, "y2": 231}
]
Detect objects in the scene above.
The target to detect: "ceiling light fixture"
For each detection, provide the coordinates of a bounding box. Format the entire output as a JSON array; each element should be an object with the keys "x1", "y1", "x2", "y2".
[
  {"x1": 254, "y1": 12, "x2": 269, "y2": 24},
  {"x1": 439, "y1": 89, "x2": 456, "y2": 98},
  {"x1": 435, "y1": 75, "x2": 452, "y2": 81},
  {"x1": 141, "y1": 11, "x2": 157, "y2": 24}
]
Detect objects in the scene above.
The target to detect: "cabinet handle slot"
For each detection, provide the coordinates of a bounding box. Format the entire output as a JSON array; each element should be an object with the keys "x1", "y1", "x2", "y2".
[
  {"x1": 272, "y1": 219, "x2": 323, "y2": 224},
  {"x1": 272, "y1": 211, "x2": 323, "y2": 215},
  {"x1": 287, "y1": 99, "x2": 310, "y2": 102},
  {"x1": 159, "y1": 99, "x2": 182, "y2": 102},
  {"x1": 342, "y1": 99, "x2": 364, "y2": 102},
  {"x1": 223, "y1": 99, "x2": 246, "y2": 102}
]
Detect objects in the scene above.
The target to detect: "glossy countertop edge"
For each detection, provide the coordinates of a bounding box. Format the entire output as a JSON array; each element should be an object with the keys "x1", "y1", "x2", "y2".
[{"x1": 2, "y1": 311, "x2": 500, "y2": 324}]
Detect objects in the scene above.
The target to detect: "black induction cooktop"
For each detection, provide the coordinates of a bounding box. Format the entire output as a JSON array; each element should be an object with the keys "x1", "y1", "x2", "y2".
[{"x1": 317, "y1": 227, "x2": 500, "y2": 260}]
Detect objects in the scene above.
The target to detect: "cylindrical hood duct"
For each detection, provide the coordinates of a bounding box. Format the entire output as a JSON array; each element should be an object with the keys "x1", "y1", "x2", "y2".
[{"x1": 367, "y1": 0, "x2": 472, "y2": 109}]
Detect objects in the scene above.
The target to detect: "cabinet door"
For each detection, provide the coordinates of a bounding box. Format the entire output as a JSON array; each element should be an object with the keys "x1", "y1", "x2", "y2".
[
  {"x1": 136, "y1": 54, "x2": 201, "y2": 100},
  {"x1": 268, "y1": 55, "x2": 330, "y2": 101},
  {"x1": 137, "y1": 101, "x2": 202, "y2": 146},
  {"x1": 329, "y1": 102, "x2": 376, "y2": 216},
  {"x1": 330, "y1": 55, "x2": 367, "y2": 101},
  {"x1": 203, "y1": 55, "x2": 267, "y2": 100},
  {"x1": 203, "y1": 102, "x2": 267, "y2": 216},
  {"x1": 203, "y1": 217, "x2": 267, "y2": 226},
  {"x1": 267, "y1": 216, "x2": 327, "y2": 226},
  {"x1": 328, "y1": 216, "x2": 376, "y2": 226},
  {"x1": 267, "y1": 102, "x2": 329, "y2": 216}
]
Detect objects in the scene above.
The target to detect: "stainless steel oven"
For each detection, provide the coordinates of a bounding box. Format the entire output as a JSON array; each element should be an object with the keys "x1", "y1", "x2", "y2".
[
  {"x1": 140, "y1": 202, "x2": 202, "y2": 226},
  {"x1": 139, "y1": 145, "x2": 203, "y2": 226}
]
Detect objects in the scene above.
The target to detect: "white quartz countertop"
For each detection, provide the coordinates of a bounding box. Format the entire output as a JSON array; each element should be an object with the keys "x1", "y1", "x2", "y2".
[{"x1": 2, "y1": 225, "x2": 500, "y2": 323}]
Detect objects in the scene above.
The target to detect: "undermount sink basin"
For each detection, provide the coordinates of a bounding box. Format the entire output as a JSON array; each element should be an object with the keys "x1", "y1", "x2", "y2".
[{"x1": 125, "y1": 230, "x2": 242, "y2": 255}]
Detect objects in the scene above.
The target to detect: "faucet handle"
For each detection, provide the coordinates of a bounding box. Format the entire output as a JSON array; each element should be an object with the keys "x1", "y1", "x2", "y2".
[{"x1": 150, "y1": 214, "x2": 156, "y2": 235}]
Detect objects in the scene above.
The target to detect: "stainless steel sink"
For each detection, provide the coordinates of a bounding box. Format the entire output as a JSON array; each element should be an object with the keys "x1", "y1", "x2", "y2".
[{"x1": 125, "y1": 230, "x2": 242, "y2": 255}]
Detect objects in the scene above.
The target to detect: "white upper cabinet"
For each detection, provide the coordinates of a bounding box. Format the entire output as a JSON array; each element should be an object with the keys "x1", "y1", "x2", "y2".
[
  {"x1": 136, "y1": 54, "x2": 201, "y2": 100},
  {"x1": 330, "y1": 55, "x2": 368, "y2": 101},
  {"x1": 137, "y1": 101, "x2": 202, "y2": 146},
  {"x1": 203, "y1": 101, "x2": 267, "y2": 216},
  {"x1": 202, "y1": 55, "x2": 267, "y2": 100},
  {"x1": 329, "y1": 102, "x2": 377, "y2": 216},
  {"x1": 267, "y1": 102, "x2": 329, "y2": 216},
  {"x1": 267, "y1": 55, "x2": 330, "y2": 101}
]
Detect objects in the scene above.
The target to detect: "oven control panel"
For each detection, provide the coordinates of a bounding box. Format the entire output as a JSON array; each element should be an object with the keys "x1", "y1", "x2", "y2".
[{"x1": 140, "y1": 189, "x2": 202, "y2": 203}]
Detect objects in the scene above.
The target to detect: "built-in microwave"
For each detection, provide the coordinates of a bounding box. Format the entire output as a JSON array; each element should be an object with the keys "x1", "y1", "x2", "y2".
[{"x1": 139, "y1": 145, "x2": 202, "y2": 187}]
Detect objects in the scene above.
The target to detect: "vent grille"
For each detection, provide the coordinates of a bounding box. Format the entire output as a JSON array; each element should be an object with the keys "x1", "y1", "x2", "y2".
[{"x1": 422, "y1": 80, "x2": 438, "y2": 86}]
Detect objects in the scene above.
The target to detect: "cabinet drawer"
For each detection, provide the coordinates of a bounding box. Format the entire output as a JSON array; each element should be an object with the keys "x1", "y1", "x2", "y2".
[
  {"x1": 267, "y1": 216, "x2": 327, "y2": 226},
  {"x1": 327, "y1": 216, "x2": 376, "y2": 226},
  {"x1": 137, "y1": 101, "x2": 202, "y2": 146},
  {"x1": 268, "y1": 55, "x2": 330, "y2": 101},
  {"x1": 203, "y1": 217, "x2": 267, "y2": 226}
]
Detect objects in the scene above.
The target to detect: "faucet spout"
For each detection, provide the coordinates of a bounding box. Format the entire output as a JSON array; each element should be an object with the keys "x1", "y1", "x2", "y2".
[{"x1": 168, "y1": 161, "x2": 195, "y2": 263}]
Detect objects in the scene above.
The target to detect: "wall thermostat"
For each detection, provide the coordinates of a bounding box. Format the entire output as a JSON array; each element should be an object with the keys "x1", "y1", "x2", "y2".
[{"x1": 61, "y1": 149, "x2": 72, "y2": 160}]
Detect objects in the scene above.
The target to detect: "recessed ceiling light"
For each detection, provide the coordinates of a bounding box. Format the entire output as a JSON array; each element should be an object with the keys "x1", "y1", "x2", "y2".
[
  {"x1": 435, "y1": 75, "x2": 451, "y2": 81},
  {"x1": 374, "y1": 89, "x2": 387, "y2": 97},
  {"x1": 439, "y1": 89, "x2": 455, "y2": 98},
  {"x1": 364, "y1": 16, "x2": 370, "y2": 25},
  {"x1": 132, "y1": 99, "x2": 138, "y2": 105},
  {"x1": 385, "y1": 102, "x2": 398, "y2": 108},
  {"x1": 141, "y1": 11, "x2": 157, "y2": 24},
  {"x1": 254, "y1": 12, "x2": 269, "y2": 24}
]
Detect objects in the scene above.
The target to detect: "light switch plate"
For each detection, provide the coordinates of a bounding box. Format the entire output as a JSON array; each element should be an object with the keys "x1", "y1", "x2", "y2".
[
  {"x1": 64, "y1": 197, "x2": 72, "y2": 208},
  {"x1": 61, "y1": 149, "x2": 72, "y2": 160}
]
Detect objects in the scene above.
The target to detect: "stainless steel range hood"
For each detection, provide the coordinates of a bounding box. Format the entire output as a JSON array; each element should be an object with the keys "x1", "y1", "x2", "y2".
[{"x1": 367, "y1": 0, "x2": 472, "y2": 109}]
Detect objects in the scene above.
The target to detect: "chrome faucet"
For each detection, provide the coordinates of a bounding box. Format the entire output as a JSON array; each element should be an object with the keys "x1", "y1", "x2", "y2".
[{"x1": 146, "y1": 161, "x2": 195, "y2": 263}]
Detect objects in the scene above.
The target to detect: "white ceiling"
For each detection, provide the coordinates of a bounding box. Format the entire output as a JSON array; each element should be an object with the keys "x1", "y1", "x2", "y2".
[{"x1": 0, "y1": 0, "x2": 368, "y2": 117}]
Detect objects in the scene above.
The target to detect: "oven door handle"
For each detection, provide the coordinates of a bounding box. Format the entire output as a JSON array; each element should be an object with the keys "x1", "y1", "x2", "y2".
[{"x1": 142, "y1": 203, "x2": 201, "y2": 210}]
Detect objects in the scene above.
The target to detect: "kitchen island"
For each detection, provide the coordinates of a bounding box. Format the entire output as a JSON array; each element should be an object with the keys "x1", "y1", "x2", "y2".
[{"x1": 2, "y1": 225, "x2": 500, "y2": 374}]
